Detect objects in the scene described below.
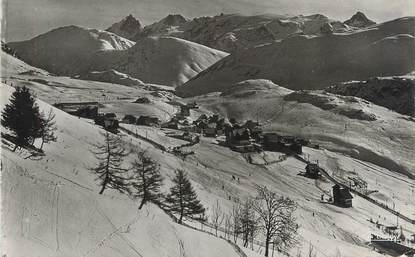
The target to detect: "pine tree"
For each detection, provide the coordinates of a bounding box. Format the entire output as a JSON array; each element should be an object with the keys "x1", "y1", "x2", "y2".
[
  {"x1": 1, "y1": 86, "x2": 43, "y2": 151},
  {"x1": 165, "y1": 169, "x2": 205, "y2": 224},
  {"x1": 90, "y1": 131, "x2": 130, "y2": 194},
  {"x1": 39, "y1": 108, "x2": 57, "y2": 150},
  {"x1": 130, "y1": 150, "x2": 163, "y2": 209}
]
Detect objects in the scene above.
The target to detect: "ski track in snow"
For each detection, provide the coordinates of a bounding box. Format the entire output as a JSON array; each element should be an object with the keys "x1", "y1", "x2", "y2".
[{"x1": 82, "y1": 201, "x2": 144, "y2": 257}]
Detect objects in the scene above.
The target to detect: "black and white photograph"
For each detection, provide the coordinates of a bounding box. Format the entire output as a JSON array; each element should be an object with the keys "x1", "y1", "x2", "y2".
[{"x1": 1, "y1": 0, "x2": 415, "y2": 256}]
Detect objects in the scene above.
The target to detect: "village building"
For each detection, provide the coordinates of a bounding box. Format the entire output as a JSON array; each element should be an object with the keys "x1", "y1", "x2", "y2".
[
  {"x1": 225, "y1": 124, "x2": 261, "y2": 152},
  {"x1": 54, "y1": 102, "x2": 99, "y2": 119},
  {"x1": 204, "y1": 123, "x2": 217, "y2": 137},
  {"x1": 305, "y1": 163, "x2": 322, "y2": 178},
  {"x1": 179, "y1": 105, "x2": 191, "y2": 118},
  {"x1": 134, "y1": 97, "x2": 151, "y2": 104},
  {"x1": 162, "y1": 118, "x2": 180, "y2": 129},
  {"x1": 169, "y1": 131, "x2": 200, "y2": 144},
  {"x1": 263, "y1": 133, "x2": 303, "y2": 154},
  {"x1": 332, "y1": 184, "x2": 353, "y2": 208},
  {"x1": 121, "y1": 114, "x2": 137, "y2": 124},
  {"x1": 243, "y1": 120, "x2": 262, "y2": 141},
  {"x1": 194, "y1": 120, "x2": 208, "y2": 133},
  {"x1": 186, "y1": 101, "x2": 198, "y2": 109},
  {"x1": 136, "y1": 116, "x2": 160, "y2": 127},
  {"x1": 94, "y1": 113, "x2": 119, "y2": 132}
]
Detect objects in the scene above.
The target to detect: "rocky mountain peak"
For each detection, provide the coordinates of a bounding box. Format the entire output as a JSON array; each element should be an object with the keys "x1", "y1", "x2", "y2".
[
  {"x1": 106, "y1": 14, "x2": 142, "y2": 40},
  {"x1": 344, "y1": 11, "x2": 376, "y2": 28},
  {"x1": 162, "y1": 14, "x2": 188, "y2": 26}
]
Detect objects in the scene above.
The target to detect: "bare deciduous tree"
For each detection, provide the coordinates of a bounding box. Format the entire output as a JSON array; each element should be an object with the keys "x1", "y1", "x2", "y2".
[
  {"x1": 224, "y1": 213, "x2": 233, "y2": 240},
  {"x1": 231, "y1": 203, "x2": 241, "y2": 243},
  {"x1": 39, "y1": 108, "x2": 57, "y2": 150},
  {"x1": 240, "y1": 198, "x2": 258, "y2": 248},
  {"x1": 211, "y1": 200, "x2": 225, "y2": 237},
  {"x1": 253, "y1": 185, "x2": 298, "y2": 257}
]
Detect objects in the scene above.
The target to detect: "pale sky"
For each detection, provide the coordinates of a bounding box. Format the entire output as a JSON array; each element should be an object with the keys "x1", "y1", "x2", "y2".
[{"x1": 2, "y1": 0, "x2": 415, "y2": 42}]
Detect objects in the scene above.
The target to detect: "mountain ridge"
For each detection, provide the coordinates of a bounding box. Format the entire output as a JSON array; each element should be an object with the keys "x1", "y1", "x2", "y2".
[{"x1": 176, "y1": 17, "x2": 415, "y2": 96}]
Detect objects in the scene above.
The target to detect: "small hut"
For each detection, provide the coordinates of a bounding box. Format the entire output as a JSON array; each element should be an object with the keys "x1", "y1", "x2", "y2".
[
  {"x1": 332, "y1": 184, "x2": 353, "y2": 208},
  {"x1": 136, "y1": 116, "x2": 160, "y2": 127},
  {"x1": 305, "y1": 163, "x2": 321, "y2": 178},
  {"x1": 122, "y1": 114, "x2": 137, "y2": 124}
]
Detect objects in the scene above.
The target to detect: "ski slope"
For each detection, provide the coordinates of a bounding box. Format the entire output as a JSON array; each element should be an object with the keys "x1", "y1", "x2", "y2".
[
  {"x1": 0, "y1": 84, "x2": 253, "y2": 257},
  {"x1": 2, "y1": 82, "x2": 414, "y2": 257}
]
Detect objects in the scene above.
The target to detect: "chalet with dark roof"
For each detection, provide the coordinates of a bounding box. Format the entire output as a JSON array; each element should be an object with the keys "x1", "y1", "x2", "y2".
[{"x1": 332, "y1": 184, "x2": 353, "y2": 208}]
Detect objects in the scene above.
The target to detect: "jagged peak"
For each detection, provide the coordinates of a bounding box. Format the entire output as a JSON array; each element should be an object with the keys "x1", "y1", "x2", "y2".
[
  {"x1": 344, "y1": 11, "x2": 376, "y2": 27},
  {"x1": 106, "y1": 14, "x2": 142, "y2": 39},
  {"x1": 120, "y1": 14, "x2": 142, "y2": 27},
  {"x1": 161, "y1": 14, "x2": 188, "y2": 25}
]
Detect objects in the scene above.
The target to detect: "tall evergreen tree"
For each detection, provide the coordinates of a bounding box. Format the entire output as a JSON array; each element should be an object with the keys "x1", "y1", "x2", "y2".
[
  {"x1": 1, "y1": 86, "x2": 43, "y2": 151},
  {"x1": 130, "y1": 150, "x2": 163, "y2": 209},
  {"x1": 165, "y1": 169, "x2": 205, "y2": 224},
  {"x1": 90, "y1": 131, "x2": 130, "y2": 194}
]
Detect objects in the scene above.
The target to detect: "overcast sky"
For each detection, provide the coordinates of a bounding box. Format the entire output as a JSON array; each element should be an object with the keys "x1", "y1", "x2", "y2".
[{"x1": 2, "y1": 0, "x2": 415, "y2": 42}]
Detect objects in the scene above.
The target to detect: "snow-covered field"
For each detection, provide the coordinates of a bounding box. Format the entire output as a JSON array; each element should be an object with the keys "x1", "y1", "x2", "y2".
[
  {"x1": 2, "y1": 79, "x2": 414, "y2": 256},
  {"x1": 186, "y1": 80, "x2": 415, "y2": 179}
]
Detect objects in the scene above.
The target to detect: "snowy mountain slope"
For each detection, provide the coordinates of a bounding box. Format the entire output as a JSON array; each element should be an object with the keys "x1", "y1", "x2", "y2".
[
  {"x1": 78, "y1": 69, "x2": 145, "y2": 87},
  {"x1": 7, "y1": 25, "x2": 227, "y2": 87},
  {"x1": 0, "y1": 50, "x2": 49, "y2": 76},
  {"x1": 130, "y1": 13, "x2": 350, "y2": 53},
  {"x1": 326, "y1": 77, "x2": 415, "y2": 116},
  {"x1": 0, "y1": 84, "x2": 248, "y2": 257},
  {"x1": 87, "y1": 36, "x2": 228, "y2": 86},
  {"x1": 1, "y1": 59, "x2": 177, "y2": 122},
  {"x1": 186, "y1": 79, "x2": 415, "y2": 179},
  {"x1": 106, "y1": 14, "x2": 143, "y2": 40},
  {"x1": 2, "y1": 82, "x2": 414, "y2": 257},
  {"x1": 7, "y1": 26, "x2": 135, "y2": 76},
  {"x1": 176, "y1": 17, "x2": 415, "y2": 96}
]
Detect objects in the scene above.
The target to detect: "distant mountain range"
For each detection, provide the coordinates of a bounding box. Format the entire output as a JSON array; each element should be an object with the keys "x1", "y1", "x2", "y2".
[
  {"x1": 176, "y1": 17, "x2": 415, "y2": 96},
  {"x1": 6, "y1": 12, "x2": 414, "y2": 93},
  {"x1": 8, "y1": 26, "x2": 227, "y2": 87},
  {"x1": 106, "y1": 13, "x2": 363, "y2": 53}
]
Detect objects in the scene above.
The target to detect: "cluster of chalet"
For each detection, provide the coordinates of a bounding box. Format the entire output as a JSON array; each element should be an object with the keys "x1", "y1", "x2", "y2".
[
  {"x1": 177, "y1": 101, "x2": 198, "y2": 119},
  {"x1": 305, "y1": 163, "x2": 353, "y2": 208},
  {"x1": 223, "y1": 119, "x2": 309, "y2": 154},
  {"x1": 162, "y1": 102, "x2": 201, "y2": 130},
  {"x1": 54, "y1": 102, "x2": 119, "y2": 131},
  {"x1": 224, "y1": 119, "x2": 262, "y2": 152},
  {"x1": 122, "y1": 114, "x2": 160, "y2": 127},
  {"x1": 193, "y1": 114, "x2": 227, "y2": 136},
  {"x1": 54, "y1": 102, "x2": 99, "y2": 119}
]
